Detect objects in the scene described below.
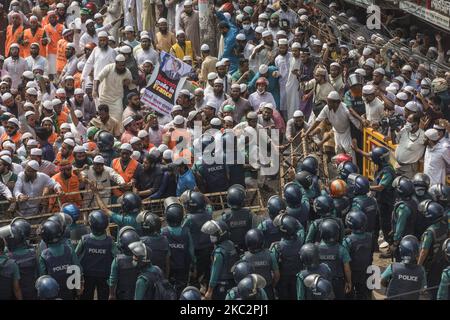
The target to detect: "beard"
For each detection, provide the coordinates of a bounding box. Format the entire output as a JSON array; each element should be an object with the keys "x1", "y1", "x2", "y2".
[
  {"x1": 116, "y1": 67, "x2": 126, "y2": 75},
  {"x1": 25, "y1": 173, "x2": 37, "y2": 182}
]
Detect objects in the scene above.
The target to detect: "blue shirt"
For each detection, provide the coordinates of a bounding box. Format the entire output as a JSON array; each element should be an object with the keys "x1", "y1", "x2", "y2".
[{"x1": 176, "y1": 169, "x2": 196, "y2": 196}]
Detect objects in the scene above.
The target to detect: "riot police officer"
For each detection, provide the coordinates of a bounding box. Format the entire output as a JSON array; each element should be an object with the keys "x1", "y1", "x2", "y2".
[
  {"x1": 242, "y1": 229, "x2": 279, "y2": 299},
  {"x1": 225, "y1": 260, "x2": 254, "y2": 300},
  {"x1": 108, "y1": 226, "x2": 140, "y2": 300},
  {"x1": 0, "y1": 227, "x2": 22, "y2": 300},
  {"x1": 221, "y1": 185, "x2": 253, "y2": 253},
  {"x1": 381, "y1": 235, "x2": 427, "y2": 300},
  {"x1": 318, "y1": 220, "x2": 352, "y2": 300},
  {"x1": 197, "y1": 134, "x2": 229, "y2": 192},
  {"x1": 296, "y1": 243, "x2": 332, "y2": 300},
  {"x1": 428, "y1": 184, "x2": 449, "y2": 232},
  {"x1": 412, "y1": 173, "x2": 433, "y2": 237},
  {"x1": 161, "y1": 197, "x2": 195, "y2": 296},
  {"x1": 39, "y1": 212, "x2": 74, "y2": 253},
  {"x1": 329, "y1": 179, "x2": 351, "y2": 219},
  {"x1": 294, "y1": 171, "x2": 319, "y2": 223},
  {"x1": 391, "y1": 176, "x2": 418, "y2": 261},
  {"x1": 283, "y1": 181, "x2": 310, "y2": 229},
  {"x1": 202, "y1": 220, "x2": 239, "y2": 300},
  {"x1": 298, "y1": 156, "x2": 320, "y2": 189},
  {"x1": 180, "y1": 286, "x2": 202, "y2": 300},
  {"x1": 257, "y1": 195, "x2": 285, "y2": 248},
  {"x1": 137, "y1": 210, "x2": 170, "y2": 277},
  {"x1": 348, "y1": 173, "x2": 378, "y2": 250},
  {"x1": 35, "y1": 275, "x2": 59, "y2": 300},
  {"x1": 302, "y1": 273, "x2": 334, "y2": 300},
  {"x1": 236, "y1": 274, "x2": 268, "y2": 300},
  {"x1": 270, "y1": 214, "x2": 304, "y2": 300},
  {"x1": 76, "y1": 210, "x2": 117, "y2": 300},
  {"x1": 38, "y1": 219, "x2": 82, "y2": 300},
  {"x1": 337, "y1": 161, "x2": 359, "y2": 182},
  {"x1": 222, "y1": 130, "x2": 246, "y2": 187},
  {"x1": 62, "y1": 203, "x2": 90, "y2": 247},
  {"x1": 343, "y1": 210, "x2": 373, "y2": 300},
  {"x1": 437, "y1": 238, "x2": 450, "y2": 300},
  {"x1": 5, "y1": 218, "x2": 37, "y2": 299},
  {"x1": 181, "y1": 190, "x2": 213, "y2": 288},
  {"x1": 417, "y1": 201, "x2": 447, "y2": 300},
  {"x1": 305, "y1": 195, "x2": 345, "y2": 244},
  {"x1": 96, "y1": 131, "x2": 118, "y2": 166}
]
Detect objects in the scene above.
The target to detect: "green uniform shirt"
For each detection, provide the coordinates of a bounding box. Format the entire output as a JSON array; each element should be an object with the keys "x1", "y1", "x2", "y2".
[
  {"x1": 377, "y1": 164, "x2": 395, "y2": 188},
  {"x1": 437, "y1": 267, "x2": 450, "y2": 300},
  {"x1": 110, "y1": 212, "x2": 140, "y2": 230},
  {"x1": 108, "y1": 257, "x2": 119, "y2": 287},
  {"x1": 75, "y1": 233, "x2": 119, "y2": 260},
  {"x1": 0, "y1": 254, "x2": 20, "y2": 280},
  {"x1": 393, "y1": 204, "x2": 411, "y2": 241},
  {"x1": 381, "y1": 263, "x2": 427, "y2": 288},
  {"x1": 209, "y1": 246, "x2": 225, "y2": 287},
  {"x1": 134, "y1": 265, "x2": 160, "y2": 300},
  {"x1": 38, "y1": 242, "x2": 82, "y2": 276}
]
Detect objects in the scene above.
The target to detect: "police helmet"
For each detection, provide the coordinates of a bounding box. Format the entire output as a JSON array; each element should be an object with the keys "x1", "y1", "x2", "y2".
[
  {"x1": 245, "y1": 229, "x2": 264, "y2": 252},
  {"x1": 61, "y1": 203, "x2": 81, "y2": 222},
  {"x1": 48, "y1": 212, "x2": 73, "y2": 231},
  {"x1": 201, "y1": 220, "x2": 229, "y2": 242},
  {"x1": 319, "y1": 219, "x2": 340, "y2": 243},
  {"x1": 295, "y1": 171, "x2": 313, "y2": 189},
  {"x1": 330, "y1": 179, "x2": 347, "y2": 198},
  {"x1": 333, "y1": 197, "x2": 351, "y2": 218},
  {"x1": 337, "y1": 161, "x2": 359, "y2": 180},
  {"x1": 278, "y1": 214, "x2": 301, "y2": 238},
  {"x1": 97, "y1": 131, "x2": 114, "y2": 151},
  {"x1": 267, "y1": 195, "x2": 287, "y2": 220},
  {"x1": 370, "y1": 146, "x2": 390, "y2": 165},
  {"x1": 299, "y1": 243, "x2": 320, "y2": 268},
  {"x1": 392, "y1": 176, "x2": 414, "y2": 198},
  {"x1": 165, "y1": 203, "x2": 184, "y2": 227},
  {"x1": 231, "y1": 260, "x2": 254, "y2": 284},
  {"x1": 121, "y1": 192, "x2": 142, "y2": 214},
  {"x1": 181, "y1": 190, "x2": 206, "y2": 213},
  {"x1": 11, "y1": 217, "x2": 31, "y2": 240},
  {"x1": 304, "y1": 274, "x2": 333, "y2": 300},
  {"x1": 442, "y1": 238, "x2": 450, "y2": 262},
  {"x1": 237, "y1": 274, "x2": 267, "y2": 300},
  {"x1": 227, "y1": 184, "x2": 246, "y2": 209},
  {"x1": 39, "y1": 219, "x2": 63, "y2": 244},
  {"x1": 118, "y1": 226, "x2": 140, "y2": 255},
  {"x1": 412, "y1": 173, "x2": 431, "y2": 190},
  {"x1": 35, "y1": 275, "x2": 60, "y2": 300},
  {"x1": 88, "y1": 210, "x2": 109, "y2": 235},
  {"x1": 399, "y1": 235, "x2": 420, "y2": 264},
  {"x1": 418, "y1": 200, "x2": 444, "y2": 225},
  {"x1": 283, "y1": 182, "x2": 303, "y2": 207},
  {"x1": 179, "y1": 286, "x2": 202, "y2": 300},
  {"x1": 300, "y1": 156, "x2": 319, "y2": 175},
  {"x1": 345, "y1": 210, "x2": 367, "y2": 232},
  {"x1": 128, "y1": 241, "x2": 152, "y2": 265},
  {"x1": 347, "y1": 173, "x2": 370, "y2": 195},
  {"x1": 313, "y1": 195, "x2": 334, "y2": 217},
  {"x1": 4, "y1": 225, "x2": 25, "y2": 250},
  {"x1": 428, "y1": 184, "x2": 449, "y2": 203},
  {"x1": 136, "y1": 210, "x2": 161, "y2": 234}
]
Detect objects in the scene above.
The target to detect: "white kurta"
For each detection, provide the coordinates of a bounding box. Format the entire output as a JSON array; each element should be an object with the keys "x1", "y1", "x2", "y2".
[
  {"x1": 424, "y1": 139, "x2": 450, "y2": 185},
  {"x1": 82, "y1": 46, "x2": 117, "y2": 85},
  {"x1": 285, "y1": 55, "x2": 301, "y2": 119},
  {"x1": 275, "y1": 52, "x2": 291, "y2": 114}
]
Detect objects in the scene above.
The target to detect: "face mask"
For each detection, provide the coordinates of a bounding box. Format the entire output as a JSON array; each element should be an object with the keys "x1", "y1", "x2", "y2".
[
  {"x1": 210, "y1": 235, "x2": 218, "y2": 243},
  {"x1": 257, "y1": 88, "x2": 265, "y2": 94},
  {"x1": 420, "y1": 89, "x2": 430, "y2": 96},
  {"x1": 242, "y1": 24, "x2": 251, "y2": 31}
]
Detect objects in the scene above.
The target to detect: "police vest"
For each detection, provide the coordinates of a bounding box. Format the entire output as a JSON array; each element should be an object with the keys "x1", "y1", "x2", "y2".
[
  {"x1": 386, "y1": 262, "x2": 424, "y2": 300},
  {"x1": 423, "y1": 220, "x2": 448, "y2": 274},
  {"x1": 243, "y1": 249, "x2": 273, "y2": 284},
  {"x1": 352, "y1": 195, "x2": 378, "y2": 233},
  {"x1": 116, "y1": 254, "x2": 139, "y2": 300},
  {"x1": 333, "y1": 197, "x2": 351, "y2": 219},
  {"x1": 161, "y1": 227, "x2": 191, "y2": 270},
  {"x1": 201, "y1": 162, "x2": 228, "y2": 193},
  {"x1": 80, "y1": 234, "x2": 114, "y2": 278},
  {"x1": 222, "y1": 208, "x2": 253, "y2": 250},
  {"x1": 171, "y1": 41, "x2": 193, "y2": 60},
  {"x1": 287, "y1": 205, "x2": 309, "y2": 225},
  {"x1": 0, "y1": 258, "x2": 16, "y2": 300},
  {"x1": 392, "y1": 199, "x2": 417, "y2": 238},
  {"x1": 261, "y1": 219, "x2": 282, "y2": 249},
  {"x1": 140, "y1": 267, "x2": 164, "y2": 300},
  {"x1": 412, "y1": 193, "x2": 434, "y2": 238},
  {"x1": 141, "y1": 235, "x2": 169, "y2": 273},
  {"x1": 186, "y1": 212, "x2": 213, "y2": 250},
  {"x1": 10, "y1": 249, "x2": 37, "y2": 300},
  {"x1": 273, "y1": 238, "x2": 303, "y2": 276},
  {"x1": 345, "y1": 233, "x2": 372, "y2": 273},
  {"x1": 298, "y1": 263, "x2": 332, "y2": 300},
  {"x1": 70, "y1": 225, "x2": 91, "y2": 248},
  {"x1": 41, "y1": 244, "x2": 74, "y2": 299},
  {"x1": 314, "y1": 217, "x2": 344, "y2": 244},
  {"x1": 226, "y1": 163, "x2": 246, "y2": 187},
  {"x1": 215, "y1": 240, "x2": 239, "y2": 282},
  {"x1": 319, "y1": 243, "x2": 344, "y2": 279},
  {"x1": 374, "y1": 165, "x2": 395, "y2": 204}
]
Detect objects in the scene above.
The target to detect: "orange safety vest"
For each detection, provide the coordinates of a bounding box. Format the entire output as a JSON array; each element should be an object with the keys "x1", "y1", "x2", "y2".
[
  {"x1": 56, "y1": 111, "x2": 69, "y2": 128},
  {"x1": 170, "y1": 41, "x2": 194, "y2": 60},
  {"x1": 56, "y1": 38, "x2": 68, "y2": 73},
  {"x1": 0, "y1": 131, "x2": 22, "y2": 147},
  {"x1": 5, "y1": 25, "x2": 24, "y2": 57},
  {"x1": 49, "y1": 172, "x2": 82, "y2": 211},
  {"x1": 48, "y1": 132, "x2": 58, "y2": 145},
  {"x1": 73, "y1": 72, "x2": 82, "y2": 88},
  {"x1": 21, "y1": 27, "x2": 47, "y2": 57},
  {"x1": 41, "y1": 16, "x2": 50, "y2": 27},
  {"x1": 112, "y1": 158, "x2": 139, "y2": 196},
  {"x1": 54, "y1": 152, "x2": 75, "y2": 166},
  {"x1": 44, "y1": 23, "x2": 63, "y2": 55}
]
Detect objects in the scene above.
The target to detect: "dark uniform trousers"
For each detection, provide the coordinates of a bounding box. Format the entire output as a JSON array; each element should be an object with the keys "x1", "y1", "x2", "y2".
[
  {"x1": 212, "y1": 280, "x2": 234, "y2": 300},
  {"x1": 348, "y1": 271, "x2": 370, "y2": 300},
  {"x1": 81, "y1": 276, "x2": 109, "y2": 300},
  {"x1": 376, "y1": 201, "x2": 393, "y2": 243},
  {"x1": 193, "y1": 248, "x2": 212, "y2": 288},
  {"x1": 276, "y1": 275, "x2": 297, "y2": 300},
  {"x1": 170, "y1": 268, "x2": 189, "y2": 297}
]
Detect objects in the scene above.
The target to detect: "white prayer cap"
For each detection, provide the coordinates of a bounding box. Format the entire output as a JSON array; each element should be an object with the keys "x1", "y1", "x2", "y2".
[
  {"x1": 130, "y1": 136, "x2": 141, "y2": 145},
  {"x1": 74, "y1": 88, "x2": 84, "y2": 95},
  {"x1": 141, "y1": 34, "x2": 150, "y2": 40},
  {"x1": 246, "y1": 111, "x2": 258, "y2": 119},
  {"x1": 362, "y1": 85, "x2": 375, "y2": 95},
  {"x1": 0, "y1": 155, "x2": 12, "y2": 165},
  {"x1": 108, "y1": 35, "x2": 116, "y2": 42},
  {"x1": 27, "y1": 160, "x2": 39, "y2": 171},
  {"x1": 292, "y1": 42, "x2": 301, "y2": 49},
  {"x1": 176, "y1": 30, "x2": 185, "y2": 36},
  {"x1": 330, "y1": 62, "x2": 341, "y2": 68},
  {"x1": 24, "y1": 111, "x2": 35, "y2": 119},
  {"x1": 26, "y1": 87, "x2": 38, "y2": 95},
  {"x1": 30, "y1": 148, "x2": 42, "y2": 156},
  {"x1": 236, "y1": 33, "x2": 246, "y2": 41},
  {"x1": 124, "y1": 25, "x2": 134, "y2": 32},
  {"x1": 98, "y1": 31, "x2": 108, "y2": 38},
  {"x1": 277, "y1": 30, "x2": 287, "y2": 36},
  {"x1": 52, "y1": 98, "x2": 62, "y2": 106},
  {"x1": 364, "y1": 58, "x2": 376, "y2": 68},
  {"x1": 183, "y1": 55, "x2": 192, "y2": 61},
  {"x1": 7, "y1": 118, "x2": 20, "y2": 127},
  {"x1": 262, "y1": 103, "x2": 274, "y2": 110},
  {"x1": 162, "y1": 149, "x2": 173, "y2": 160},
  {"x1": 21, "y1": 132, "x2": 33, "y2": 141},
  {"x1": 115, "y1": 54, "x2": 126, "y2": 62},
  {"x1": 300, "y1": 15, "x2": 308, "y2": 21},
  {"x1": 56, "y1": 2, "x2": 65, "y2": 8},
  {"x1": 184, "y1": 0, "x2": 192, "y2": 6},
  {"x1": 374, "y1": 68, "x2": 385, "y2": 75},
  {"x1": 259, "y1": 64, "x2": 269, "y2": 74},
  {"x1": 30, "y1": 15, "x2": 38, "y2": 22},
  {"x1": 32, "y1": 64, "x2": 44, "y2": 71},
  {"x1": 74, "y1": 110, "x2": 83, "y2": 118},
  {"x1": 93, "y1": 155, "x2": 105, "y2": 164},
  {"x1": 298, "y1": 8, "x2": 308, "y2": 15},
  {"x1": 293, "y1": 110, "x2": 304, "y2": 118},
  {"x1": 214, "y1": 78, "x2": 224, "y2": 85},
  {"x1": 172, "y1": 105, "x2": 183, "y2": 112},
  {"x1": 200, "y1": 44, "x2": 210, "y2": 51},
  {"x1": 26, "y1": 139, "x2": 38, "y2": 147},
  {"x1": 424, "y1": 129, "x2": 440, "y2": 141},
  {"x1": 255, "y1": 26, "x2": 264, "y2": 34},
  {"x1": 23, "y1": 102, "x2": 34, "y2": 110},
  {"x1": 327, "y1": 91, "x2": 341, "y2": 100},
  {"x1": 138, "y1": 130, "x2": 148, "y2": 139},
  {"x1": 131, "y1": 151, "x2": 141, "y2": 161},
  {"x1": 357, "y1": 36, "x2": 365, "y2": 41},
  {"x1": 119, "y1": 46, "x2": 132, "y2": 54},
  {"x1": 401, "y1": 64, "x2": 413, "y2": 72},
  {"x1": 313, "y1": 39, "x2": 322, "y2": 46},
  {"x1": 94, "y1": 13, "x2": 103, "y2": 19},
  {"x1": 278, "y1": 38, "x2": 288, "y2": 45},
  {"x1": 173, "y1": 115, "x2": 185, "y2": 125},
  {"x1": 403, "y1": 86, "x2": 415, "y2": 94},
  {"x1": 73, "y1": 145, "x2": 86, "y2": 153},
  {"x1": 122, "y1": 116, "x2": 134, "y2": 127},
  {"x1": 210, "y1": 118, "x2": 221, "y2": 126},
  {"x1": 215, "y1": 60, "x2": 224, "y2": 68},
  {"x1": 9, "y1": 43, "x2": 19, "y2": 49},
  {"x1": 394, "y1": 76, "x2": 405, "y2": 84},
  {"x1": 240, "y1": 83, "x2": 247, "y2": 93},
  {"x1": 386, "y1": 86, "x2": 397, "y2": 95},
  {"x1": 63, "y1": 139, "x2": 75, "y2": 147},
  {"x1": 258, "y1": 13, "x2": 268, "y2": 20},
  {"x1": 85, "y1": 19, "x2": 94, "y2": 25},
  {"x1": 158, "y1": 18, "x2": 167, "y2": 24},
  {"x1": 120, "y1": 143, "x2": 133, "y2": 152},
  {"x1": 355, "y1": 68, "x2": 366, "y2": 76},
  {"x1": 158, "y1": 144, "x2": 169, "y2": 154},
  {"x1": 23, "y1": 71, "x2": 34, "y2": 79},
  {"x1": 396, "y1": 92, "x2": 408, "y2": 101},
  {"x1": 405, "y1": 101, "x2": 419, "y2": 112},
  {"x1": 363, "y1": 47, "x2": 372, "y2": 56},
  {"x1": 60, "y1": 123, "x2": 71, "y2": 130},
  {"x1": 179, "y1": 89, "x2": 190, "y2": 96},
  {"x1": 262, "y1": 30, "x2": 271, "y2": 38}
]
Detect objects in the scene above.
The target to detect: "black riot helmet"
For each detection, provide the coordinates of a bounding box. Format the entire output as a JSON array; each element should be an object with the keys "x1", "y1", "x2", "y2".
[
  {"x1": 97, "y1": 131, "x2": 114, "y2": 151},
  {"x1": 418, "y1": 200, "x2": 444, "y2": 225},
  {"x1": 4, "y1": 225, "x2": 26, "y2": 251},
  {"x1": 136, "y1": 210, "x2": 161, "y2": 234},
  {"x1": 277, "y1": 214, "x2": 301, "y2": 239},
  {"x1": 179, "y1": 286, "x2": 202, "y2": 300},
  {"x1": 48, "y1": 212, "x2": 73, "y2": 233},
  {"x1": 319, "y1": 219, "x2": 340, "y2": 243},
  {"x1": 35, "y1": 275, "x2": 60, "y2": 300},
  {"x1": 181, "y1": 190, "x2": 206, "y2": 213},
  {"x1": 283, "y1": 182, "x2": 303, "y2": 208},
  {"x1": 227, "y1": 184, "x2": 246, "y2": 209},
  {"x1": 295, "y1": 171, "x2": 313, "y2": 189},
  {"x1": 412, "y1": 173, "x2": 431, "y2": 196},
  {"x1": 117, "y1": 226, "x2": 140, "y2": 255},
  {"x1": 345, "y1": 210, "x2": 367, "y2": 232},
  {"x1": 39, "y1": 219, "x2": 63, "y2": 245},
  {"x1": 129, "y1": 241, "x2": 152, "y2": 268},
  {"x1": 267, "y1": 195, "x2": 286, "y2": 220},
  {"x1": 300, "y1": 156, "x2": 319, "y2": 175},
  {"x1": 399, "y1": 235, "x2": 420, "y2": 264},
  {"x1": 392, "y1": 176, "x2": 414, "y2": 198},
  {"x1": 347, "y1": 173, "x2": 369, "y2": 196},
  {"x1": 165, "y1": 203, "x2": 184, "y2": 227},
  {"x1": 299, "y1": 243, "x2": 320, "y2": 269},
  {"x1": 237, "y1": 274, "x2": 267, "y2": 300},
  {"x1": 245, "y1": 229, "x2": 264, "y2": 252},
  {"x1": 337, "y1": 161, "x2": 359, "y2": 180},
  {"x1": 231, "y1": 260, "x2": 254, "y2": 284},
  {"x1": 11, "y1": 217, "x2": 31, "y2": 240},
  {"x1": 201, "y1": 220, "x2": 229, "y2": 243},
  {"x1": 370, "y1": 146, "x2": 390, "y2": 165},
  {"x1": 303, "y1": 274, "x2": 333, "y2": 300},
  {"x1": 443, "y1": 238, "x2": 450, "y2": 262},
  {"x1": 428, "y1": 184, "x2": 449, "y2": 205},
  {"x1": 121, "y1": 192, "x2": 142, "y2": 215},
  {"x1": 313, "y1": 195, "x2": 334, "y2": 217},
  {"x1": 88, "y1": 210, "x2": 109, "y2": 235}
]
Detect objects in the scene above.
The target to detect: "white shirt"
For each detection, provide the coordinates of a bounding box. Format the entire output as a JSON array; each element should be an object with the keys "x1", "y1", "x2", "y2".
[
  {"x1": 3, "y1": 57, "x2": 30, "y2": 89},
  {"x1": 248, "y1": 91, "x2": 276, "y2": 111},
  {"x1": 365, "y1": 97, "x2": 385, "y2": 123},
  {"x1": 424, "y1": 138, "x2": 450, "y2": 185},
  {"x1": 317, "y1": 103, "x2": 360, "y2": 134},
  {"x1": 133, "y1": 46, "x2": 159, "y2": 66},
  {"x1": 97, "y1": 63, "x2": 133, "y2": 103},
  {"x1": 395, "y1": 127, "x2": 426, "y2": 164},
  {"x1": 82, "y1": 46, "x2": 117, "y2": 82},
  {"x1": 25, "y1": 55, "x2": 48, "y2": 73}
]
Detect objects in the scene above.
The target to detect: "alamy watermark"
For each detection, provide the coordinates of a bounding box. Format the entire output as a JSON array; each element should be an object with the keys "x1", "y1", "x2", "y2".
[{"x1": 366, "y1": 5, "x2": 381, "y2": 30}]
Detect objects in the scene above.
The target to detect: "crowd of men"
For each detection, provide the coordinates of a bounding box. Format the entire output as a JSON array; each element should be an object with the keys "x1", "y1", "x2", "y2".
[{"x1": 0, "y1": 0, "x2": 449, "y2": 301}]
